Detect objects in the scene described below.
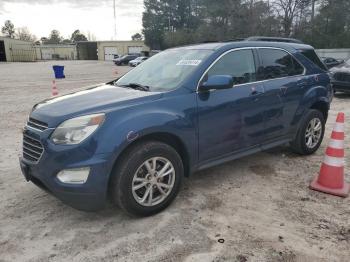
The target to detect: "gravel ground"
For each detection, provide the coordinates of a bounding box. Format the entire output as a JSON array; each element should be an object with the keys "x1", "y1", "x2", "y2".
[{"x1": 0, "y1": 61, "x2": 349, "y2": 262}]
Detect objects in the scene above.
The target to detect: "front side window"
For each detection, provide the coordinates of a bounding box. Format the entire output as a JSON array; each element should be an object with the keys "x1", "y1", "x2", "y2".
[
  {"x1": 258, "y1": 49, "x2": 304, "y2": 80},
  {"x1": 207, "y1": 49, "x2": 256, "y2": 85}
]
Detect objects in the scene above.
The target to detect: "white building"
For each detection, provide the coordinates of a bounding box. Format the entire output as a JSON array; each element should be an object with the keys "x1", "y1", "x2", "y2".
[{"x1": 96, "y1": 41, "x2": 150, "y2": 61}]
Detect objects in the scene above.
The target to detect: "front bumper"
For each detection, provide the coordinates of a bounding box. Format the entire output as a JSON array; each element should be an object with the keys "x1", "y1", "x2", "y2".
[
  {"x1": 20, "y1": 154, "x2": 111, "y2": 211},
  {"x1": 20, "y1": 127, "x2": 114, "y2": 211}
]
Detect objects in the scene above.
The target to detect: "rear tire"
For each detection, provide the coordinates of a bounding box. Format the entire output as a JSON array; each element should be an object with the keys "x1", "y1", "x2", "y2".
[
  {"x1": 290, "y1": 109, "x2": 325, "y2": 155},
  {"x1": 110, "y1": 141, "x2": 184, "y2": 217}
]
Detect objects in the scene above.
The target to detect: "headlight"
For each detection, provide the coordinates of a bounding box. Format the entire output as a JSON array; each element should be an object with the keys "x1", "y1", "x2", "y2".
[{"x1": 51, "y1": 113, "x2": 105, "y2": 145}]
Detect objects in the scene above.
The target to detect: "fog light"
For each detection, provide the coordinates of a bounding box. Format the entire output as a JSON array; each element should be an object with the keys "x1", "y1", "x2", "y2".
[{"x1": 56, "y1": 168, "x2": 90, "y2": 184}]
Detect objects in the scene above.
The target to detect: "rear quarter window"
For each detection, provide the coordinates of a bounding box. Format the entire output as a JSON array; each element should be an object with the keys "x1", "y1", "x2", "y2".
[{"x1": 300, "y1": 49, "x2": 328, "y2": 71}]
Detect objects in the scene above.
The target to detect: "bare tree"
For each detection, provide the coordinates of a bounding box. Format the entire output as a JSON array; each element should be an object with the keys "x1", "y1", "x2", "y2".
[
  {"x1": 16, "y1": 27, "x2": 36, "y2": 41},
  {"x1": 86, "y1": 31, "x2": 97, "y2": 41},
  {"x1": 272, "y1": 0, "x2": 310, "y2": 36}
]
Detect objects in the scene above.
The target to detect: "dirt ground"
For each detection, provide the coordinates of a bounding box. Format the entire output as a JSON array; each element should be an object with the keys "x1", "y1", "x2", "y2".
[{"x1": 0, "y1": 61, "x2": 349, "y2": 262}]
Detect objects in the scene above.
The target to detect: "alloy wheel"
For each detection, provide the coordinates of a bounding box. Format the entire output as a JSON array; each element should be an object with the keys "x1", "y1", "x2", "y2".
[
  {"x1": 132, "y1": 157, "x2": 175, "y2": 207},
  {"x1": 305, "y1": 118, "x2": 322, "y2": 149}
]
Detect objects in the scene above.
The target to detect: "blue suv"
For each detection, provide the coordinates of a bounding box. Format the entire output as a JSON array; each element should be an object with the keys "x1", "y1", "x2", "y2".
[{"x1": 20, "y1": 41, "x2": 332, "y2": 216}]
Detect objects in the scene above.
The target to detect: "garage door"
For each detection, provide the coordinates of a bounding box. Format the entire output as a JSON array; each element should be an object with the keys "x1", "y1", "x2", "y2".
[
  {"x1": 128, "y1": 46, "x2": 143, "y2": 54},
  {"x1": 104, "y1": 47, "x2": 118, "y2": 61}
]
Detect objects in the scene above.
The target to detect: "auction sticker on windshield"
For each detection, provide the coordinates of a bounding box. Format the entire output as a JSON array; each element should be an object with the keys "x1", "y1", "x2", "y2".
[{"x1": 176, "y1": 60, "x2": 202, "y2": 66}]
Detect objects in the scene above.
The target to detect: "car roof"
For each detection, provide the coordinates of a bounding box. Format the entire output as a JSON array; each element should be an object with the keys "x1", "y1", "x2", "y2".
[{"x1": 170, "y1": 41, "x2": 313, "y2": 53}]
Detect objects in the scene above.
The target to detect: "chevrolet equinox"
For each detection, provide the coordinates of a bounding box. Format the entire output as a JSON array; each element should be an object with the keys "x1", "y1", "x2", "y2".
[{"x1": 20, "y1": 41, "x2": 332, "y2": 216}]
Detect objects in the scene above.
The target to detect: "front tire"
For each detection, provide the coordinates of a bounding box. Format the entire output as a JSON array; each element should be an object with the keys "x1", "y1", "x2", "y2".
[
  {"x1": 110, "y1": 141, "x2": 184, "y2": 216},
  {"x1": 290, "y1": 109, "x2": 325, "y2": 155}
]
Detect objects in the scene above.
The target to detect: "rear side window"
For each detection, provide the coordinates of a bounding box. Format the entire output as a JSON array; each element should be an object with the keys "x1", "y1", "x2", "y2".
[
  {"x1": 300, "y1": 49, "x2": 327, "y2": 71},
  {"x1": 207, "y1": 49, "x2": 256, "y2": 85},
  {"x1": 258, "y1": 49, "x2": 304, "y2": 80}
]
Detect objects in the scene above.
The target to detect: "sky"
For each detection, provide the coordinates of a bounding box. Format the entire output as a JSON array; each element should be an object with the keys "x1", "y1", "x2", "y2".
[{"x1": 0, "y1": 0, "x2": 144, "y2": 41}]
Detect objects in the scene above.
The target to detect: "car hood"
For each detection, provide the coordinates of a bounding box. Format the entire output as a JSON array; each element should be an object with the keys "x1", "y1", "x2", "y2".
[
  {"x1": 31, "y1": 84, "x2": 162, "y2": 127},
  {"x1": 330, "y1": 62, "x2": 350, "y2": 73}
]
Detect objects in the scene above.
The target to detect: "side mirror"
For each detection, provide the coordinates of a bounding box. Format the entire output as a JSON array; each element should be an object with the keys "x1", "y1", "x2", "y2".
[{"x1": 199, "y1": 75, "x2": 234, "y2": 91}]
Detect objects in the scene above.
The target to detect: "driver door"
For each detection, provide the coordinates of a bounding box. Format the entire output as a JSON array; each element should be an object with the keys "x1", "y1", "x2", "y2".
[{"x1": 196, "y1": 49, "x2": 266, "y2": 163}]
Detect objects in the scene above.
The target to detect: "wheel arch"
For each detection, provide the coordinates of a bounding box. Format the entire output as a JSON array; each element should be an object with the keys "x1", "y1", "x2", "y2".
[
  {"x1": 106, "y1": 131, "x2": 191, "y2": 200},
  {"x1": 129, "y1": 132, "x2": 191, "y2": 177},
  {"x1": 109, "y1": 131, "x2": 191, "y2": 182},
  {"x1": 310, "y1": 99, "x2": 329, "y2": 120}
]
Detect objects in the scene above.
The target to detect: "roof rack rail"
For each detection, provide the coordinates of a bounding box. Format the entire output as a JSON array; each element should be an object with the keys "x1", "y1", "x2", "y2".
[
  {"x1": 222, "y1": 38, "x2": 245, "y2": 42},
  {"x1": 245, "y1": 36, "x2": 303, "y2": 44},
  {"x1": 199, "y1": 38, "x2": 246, "y2": 44}
]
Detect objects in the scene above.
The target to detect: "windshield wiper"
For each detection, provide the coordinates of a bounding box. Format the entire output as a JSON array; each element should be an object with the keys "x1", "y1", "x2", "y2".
[{"x1": 118, "y1": 83, "x2": 150, "y2": 92}]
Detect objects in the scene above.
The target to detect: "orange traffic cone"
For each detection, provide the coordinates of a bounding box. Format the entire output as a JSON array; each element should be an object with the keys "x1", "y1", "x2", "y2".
[
  {"x1": 52, "y1": 80, "x2": 58, "y2": 97},
  {"x1": 310, "y1": 112, "x2": 349, "y2": 197}
]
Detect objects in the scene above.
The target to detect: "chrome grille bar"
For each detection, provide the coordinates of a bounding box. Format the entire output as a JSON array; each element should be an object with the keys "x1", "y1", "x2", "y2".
[
  {"x1": 22, "y1": 131, "x2": 44, "y2": 163},
  {"x1": 27, "y1": 118, "x2": 48, "y2": 131}
]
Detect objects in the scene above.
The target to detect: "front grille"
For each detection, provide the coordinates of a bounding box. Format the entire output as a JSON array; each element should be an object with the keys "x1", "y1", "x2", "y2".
[
  {"x1": 27, "y1": 117, "x2": 48, "y2": 131},
  {"x1": 23, "y1": 131, "x2": 44, "y2": 163},
  {"x1": 334, "y1": 72, "x2": 350, "y2": 82}
]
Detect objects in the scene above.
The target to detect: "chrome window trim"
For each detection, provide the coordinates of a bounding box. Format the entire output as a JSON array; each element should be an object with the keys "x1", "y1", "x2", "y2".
[{"x1": 196, "y1": 46, "x2": 307, "y2": 92}]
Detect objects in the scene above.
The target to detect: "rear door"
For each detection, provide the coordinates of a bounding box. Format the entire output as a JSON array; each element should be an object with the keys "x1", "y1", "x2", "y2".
[{"x1": 257, "y1": 48, "x2": 306, "y2": 140}]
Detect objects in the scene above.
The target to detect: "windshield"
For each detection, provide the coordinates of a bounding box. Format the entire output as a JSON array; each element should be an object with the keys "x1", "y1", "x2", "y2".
[{"x1": 116, "y1": 49, "x2": 212, "y2": 91}]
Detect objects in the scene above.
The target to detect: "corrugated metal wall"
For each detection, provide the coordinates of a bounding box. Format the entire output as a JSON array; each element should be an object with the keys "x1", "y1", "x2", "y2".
[
  {"x1": 0, "y1": 37, "x2": 36, "y2": 62},
  {"x1": 35, "y1": 45, "x2": 77, "y2": 60},
  {"x1": 8, "y1": 43, "x2": 36, "y2": 62}
]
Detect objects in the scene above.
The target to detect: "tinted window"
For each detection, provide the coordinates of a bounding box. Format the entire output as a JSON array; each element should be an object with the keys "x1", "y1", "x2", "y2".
[
  {"x1": 300, "y1": 49, "x2": 327, "y2": 71},
  {"x1": 258, "y1": 49, "x2": 304, "y2": 80},
  {"x1": 207, "y1": 49, "x2": 256, "y2": 85}
]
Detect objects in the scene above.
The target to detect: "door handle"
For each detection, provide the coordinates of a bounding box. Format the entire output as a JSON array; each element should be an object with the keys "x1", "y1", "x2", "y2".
[{"x1": 250, "y1": 87, "x2": 264, "y2": 96}]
